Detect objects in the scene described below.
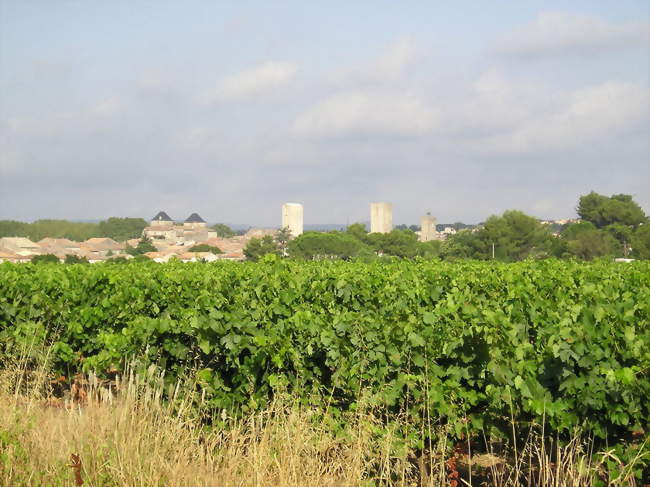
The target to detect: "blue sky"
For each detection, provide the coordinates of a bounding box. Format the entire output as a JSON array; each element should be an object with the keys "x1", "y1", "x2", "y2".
[{"x1": 1, "y1": 1, "x2": 648, "y2": 225}]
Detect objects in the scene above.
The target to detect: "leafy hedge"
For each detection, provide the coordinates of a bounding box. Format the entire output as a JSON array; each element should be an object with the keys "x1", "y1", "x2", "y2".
[{"x1": 0, "y1": 258, "x2": 648, "y2": 443}]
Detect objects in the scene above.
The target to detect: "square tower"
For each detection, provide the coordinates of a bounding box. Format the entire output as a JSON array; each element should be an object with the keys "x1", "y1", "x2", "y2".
[
  {"x1": 282, "y1": 203, "x2": 304, "y2": 237},
  {"x1": 370, "y1": 202, "x2": 393, "y2": 234},
  {"x1": 420, "y1": 214, "x2": 438, "y2": 242}
]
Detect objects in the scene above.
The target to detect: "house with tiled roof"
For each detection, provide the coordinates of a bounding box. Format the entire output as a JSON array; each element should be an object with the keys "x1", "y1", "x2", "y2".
[
  {"x1": 0, "y1": 237, "x2": 42, "y2": 256},
  {"x1": 38, "y1": 238, "x2": 81, "y2": 251},
  {"x1": 151, "y1": 211, "x2": 172, "y2": 224},
  {"x1": 142, "y1": 211, "x2": 216, "y2": 245},
  {"x1": 80, "y1": 237, "x2": 125, "y2": 256},
  {"x1": 0, "y1": 247, "x2": 30, "y2": 263}
]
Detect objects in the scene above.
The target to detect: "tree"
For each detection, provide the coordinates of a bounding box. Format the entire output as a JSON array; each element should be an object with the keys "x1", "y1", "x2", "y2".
[
  {"x1": 288, "y1": 232, "x2": 369, "y2": 260},
  {"x1": 106, "y1": 256, "x2": 129, "y2": 264},
  {"x1": 125, "y1": 236, "x2": 157, "y2": 256},
  {"x1": 366, "y1": 229, "x2": 421, "y2": 258},
  {"x1": 64, "y1": 254, "x2": 89, "y2": 264},
  {"x1": 0, "y1": 220, "x2": 30, "y2": 237},
  {"x1": 345, "y1": 223, "x2": 368, "y2": 241},
  {"x1": 24, "y1": 220, "x2": 100, "y2": 241},
  {"x1": 632, "y1": 224, "x2": 650, "y2": 260},
  {"x1": 211, "y1": 223, "x2": 236, "y2": 238},
  {"x1": 577, "y1": 192, "x2": 609, "y2": 227},
  {"x1": 275, "y1": 227, "x2": 292, "y2": 255},
  {"x1": 98, "y1": 217, "x2": 148, "y2": 241},
  {"x1": 577, "y1": 192, "x2": 646, "y2": 228},
  {"x1": 244, "y1": 236, "x2": 279, "y2": 261},
  {"x1": 31, "y1": 254, "x2": 60, "y2": 264},
  {"x1": 440, "y1": 211, "x2": 551, "y2": 261},
  {"x1": 189, "y1": 244, "x2": 223, "y2": 254},
  {"x1": 416, "y1": 240, "x2": 442, "y2": 259},
  {"x1": 440, "y1": 230, "x2": 480, "y2": 260},
  {"x1": 476, "y1": 210, "x2": 552, "y2": 261},
  {"x1": 604, "y1": 223, "x2": 634, "y2": 246},
  {"x1": 557, "y1": 222, "x2": 618, "y2": 260}
]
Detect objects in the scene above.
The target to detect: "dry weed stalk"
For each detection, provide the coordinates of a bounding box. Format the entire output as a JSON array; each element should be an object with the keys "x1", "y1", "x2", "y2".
[{"x1": 1, "y1": 359, "x2": 646, "y2": 486}]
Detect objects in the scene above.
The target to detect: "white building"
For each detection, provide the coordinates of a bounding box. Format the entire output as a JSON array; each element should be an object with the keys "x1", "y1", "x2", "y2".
[
  {"x1": 370, "y1": 202, "x2": 393, "y2": 234},
  {"x1": 281, "y1": 203, "x2": 304, "y2": 237},
  {"x1": 143, "y1": 211, "x2": 216, "y2": 244},
  {"x1": 420, "y1": 213, "x2": 438, "y2": 242}
]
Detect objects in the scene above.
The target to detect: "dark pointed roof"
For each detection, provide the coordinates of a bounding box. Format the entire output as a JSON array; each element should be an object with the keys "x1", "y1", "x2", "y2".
[
  {"x1": 152, "y1": 211, "x2": 173, "y2": 222},
  {"x1": 185, "y1": 212, "x2": 206, "y2": 223}
]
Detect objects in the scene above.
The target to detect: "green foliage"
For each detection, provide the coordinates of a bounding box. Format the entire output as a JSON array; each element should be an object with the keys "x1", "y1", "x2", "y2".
[
  {"x1": 441, "y1": 211, "x2": 552, "y2": 261},
  {"x1": 288, "y1": 232, "x2": 368, "y2": 260},
  {"x1": 440, "y1": 230, "x2": 478, "y2": 260},
  {"x1": 125, "y1": 236, "x2": 157, "y2": 256},
  {"x1": 345, "y1": 223, "x2": 368, "y2": 241},
  {"x1": 131, "y1": 255, "x2": 152, "y2": 263},
  {"x1": 366, "y1": 229, "x2": 422, "y2": 258},
  {"x1": 604, "y1": 223, "x2": 634, "y2": 245},
  {"x1": 30, "y1": 254, "x2": 60, "y2": 264},
  {"x1": 98, "y1": 217, "x2": 148, "y2": 241},
  {"x1": 0, "y1": 217, "x2": 147, "y2": 242},
  {"x1": 578, "y1": 192, "x2": 646, "y2": 228},
  {"x1": 105, "y1": 256, "x2": 130, "y2": 264},
  {"x1": 632, "y1": 224, "x2": 650, "y2": 260},
  {"x1": 276, "y1": 227, "x2": 292, "y2": 255},
  {"x1": 189, "y1": 244, "x2": 223, "y2": 254},
  {"x1": 479, "y1": 210, "x2": 552, "y2": 260},
  {"x1": 64, "y1": 254, "x2": 89, "y2": 264},
  {"x1": 0, "y1": 260, "x2": 648, "y2": 450},
  {"x1": 25, "y1": 220, "x2": 100, "y2": 241},
  {"x1": 211, "y1": 223, "x2": 236, "y2": 238},
  {"x1": 416, "y1": 240, "x2": 442, "y2": 259},
  {"x1": 344, "y1": 226, "x2": 438, "y2": 259},
  {"x1": 243, "y1": 236, "x2": 279, "y2": 261},
  {"x1": 558, "y1": 222, "x2": 619, "y2": 260},
  {"x1": 0, "y1": 220, "x2": 30, "y2": 238}
]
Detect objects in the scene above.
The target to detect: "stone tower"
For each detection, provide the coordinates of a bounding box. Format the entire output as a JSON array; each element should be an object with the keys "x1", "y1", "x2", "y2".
[
  {"x1": 150, "y1": 211, "x2": 173, "y2": 226},
  {"x1": 282, "y1": 203, "x2": 304, "y2": 237},
  {"x1": 184, "y1": 213, "x2": 207, "y2": 229},
  {"x1": 420, "y1": 213, "x2": 437, "y2": 242},
  {"x1": 370, "y1": 202, "x2": 393, "y2": 234}
]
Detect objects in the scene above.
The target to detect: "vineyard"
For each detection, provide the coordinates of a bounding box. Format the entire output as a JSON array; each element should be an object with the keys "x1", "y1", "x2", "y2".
[{"x1": 1, "y1": 258, "x2": 649, "y2": 483}]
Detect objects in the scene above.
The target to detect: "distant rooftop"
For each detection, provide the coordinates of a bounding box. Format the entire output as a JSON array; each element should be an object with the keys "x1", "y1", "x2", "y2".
[
  {"x1": 185, "y1": 212, "x2": 206, "y2": 223},
  {"x1": 152, "y1": 211, "x2": 173, "y2": 222}
]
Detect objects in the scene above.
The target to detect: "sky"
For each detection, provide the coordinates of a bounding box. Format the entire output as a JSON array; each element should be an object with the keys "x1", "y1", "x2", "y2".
[{"x1": 1, "y1": 1, "x2": 649, "y2": 226}]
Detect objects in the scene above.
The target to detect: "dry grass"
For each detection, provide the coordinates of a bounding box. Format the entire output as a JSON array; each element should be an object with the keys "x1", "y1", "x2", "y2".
[{"x1": 0, "y1": 355, "x2": 646, "y2": 486}]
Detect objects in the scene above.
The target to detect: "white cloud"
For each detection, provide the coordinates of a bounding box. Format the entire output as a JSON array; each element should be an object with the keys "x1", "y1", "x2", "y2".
[
  {"x1": 471, "y1": 81, "x2": 650, "y2": 154},
  {"x1": 373, "y1": 38, "x2": 421, "y2": 77},
  {"x1": 496, "y1": 11, "x2": 650, "y2": 57},
  {"x1": 293, "y1": 91, "x2": 435, "y2": 138},
  {"x1": 443, "y1": 69, "x2": 562, "y2": 135},
  {"x1": 92, "y1": 96, "x2": 123, "y2": 117},
  {"x1": 2, "y1": 36, "x2": 649, "y2": 223},
  {"x1": 201, "y1": 62, "x2": 299, "y2": 103},
  {"x1": 137, "y1": 69, "x2": 178, "y2": 95},
  {"x1": 5, "y1": 96, "x2": 123, "y2": 139},
  {"x1": 330, "y1": 38, "x2": 423, "y2": 89}
]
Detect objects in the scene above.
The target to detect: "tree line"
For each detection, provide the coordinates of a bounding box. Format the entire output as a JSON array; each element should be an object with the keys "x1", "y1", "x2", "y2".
[
  {"x1": 0, "y1": 217, "x2": 149, "y2": 242},
  {"x1": 0, "y1": 218, "x2": 240, "y2": 242},
  {"x1": 244, "y1": 192, "x2": 649, "y2": 261}
]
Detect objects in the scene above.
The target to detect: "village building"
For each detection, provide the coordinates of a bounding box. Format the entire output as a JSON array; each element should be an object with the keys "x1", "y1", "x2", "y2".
[
  {"x1": 143, "y1": 211, "x2": 217, "y2": 244},
  {"x1": 38, "y1": 238, "x2": 81, "y2": 253},
  {"x1": 0, "y1": 248, "x2": 30, "y2": 263},
  {"x1": 144, "y1": 251, "x2": 171, "y2": 263},
  {"x1": 0, "y1": 237, "x2": 43, "y2": 256},
  {"x1": 80, "y1": 237, "x2": 125, "y2": 257}
]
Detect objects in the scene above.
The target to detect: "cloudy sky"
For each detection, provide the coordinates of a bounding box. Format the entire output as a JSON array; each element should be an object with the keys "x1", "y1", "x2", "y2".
[{"x1": 1, "y1": 1, "x2": 648, "y2": 225}]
